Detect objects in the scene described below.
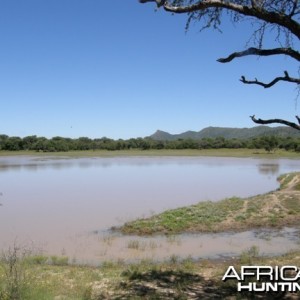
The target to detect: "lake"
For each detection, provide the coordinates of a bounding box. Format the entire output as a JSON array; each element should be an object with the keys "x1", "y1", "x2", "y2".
[{"x1": 1, "y1": 155, "x2": 300, "y2": 265}]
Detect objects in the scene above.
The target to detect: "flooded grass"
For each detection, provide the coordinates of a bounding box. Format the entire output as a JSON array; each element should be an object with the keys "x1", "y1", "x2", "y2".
[
  {"x1": 127, "y1": 240, "x2": 146, "y2": 251},
  {"x1": 101, "y1": 234, "x2": 115, "y2": 246},
  {"x1": 119, "y1": 173, "x2": 300, "y2": 235}
]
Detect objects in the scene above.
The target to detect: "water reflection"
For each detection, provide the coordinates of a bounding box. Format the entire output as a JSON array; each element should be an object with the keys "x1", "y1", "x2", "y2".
[
  {"x1": 0, "y1": 156, "x2": 297, "y2": 173},
  {"x1": 1, "y1": 155, "x2": 300, "y2": 264},
  {"x1": 258, "y1": 163, "x2": 280, "y2": 175}
]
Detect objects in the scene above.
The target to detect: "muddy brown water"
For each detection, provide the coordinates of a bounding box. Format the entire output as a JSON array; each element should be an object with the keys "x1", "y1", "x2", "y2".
[{"x1": 1, "y1": 155, "x2": 300, "y2": 265}]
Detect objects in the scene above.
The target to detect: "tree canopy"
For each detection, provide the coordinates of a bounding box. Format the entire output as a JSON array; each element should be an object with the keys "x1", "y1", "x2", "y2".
[
  {"x1": 1, "y1": 133, "x2": 300, "y2": 153},
  {"x1": 139, "y1": 0, "x2": 300, "y2": 129}
]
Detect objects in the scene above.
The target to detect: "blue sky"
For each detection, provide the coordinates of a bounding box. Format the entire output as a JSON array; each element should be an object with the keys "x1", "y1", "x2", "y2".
[{"x1": 1, "y1": 0, "x2": 299, "y2": 139}]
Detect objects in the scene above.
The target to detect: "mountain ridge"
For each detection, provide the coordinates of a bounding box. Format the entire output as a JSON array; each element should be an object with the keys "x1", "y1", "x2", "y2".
[{"x1": 149, "y1": 126, "x2": 300, "y2": 140}]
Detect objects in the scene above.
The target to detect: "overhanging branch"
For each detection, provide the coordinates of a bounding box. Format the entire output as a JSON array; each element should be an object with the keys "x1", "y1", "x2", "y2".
[
  {"x1": 240, "y1": 71, "x2": 300, "y2": 88},
  {"x1": 161, "y1": 1, "x2": 300, "y2": 40},
  {"x1": 218, "y1": 47, "x2": 300, "y2": 63},
  {"x1": 250, "y1": 115, "x2": 300, "y2": 130},
  {"x1": 139, "y1": 0, "x2": 166, "y2": 6}
]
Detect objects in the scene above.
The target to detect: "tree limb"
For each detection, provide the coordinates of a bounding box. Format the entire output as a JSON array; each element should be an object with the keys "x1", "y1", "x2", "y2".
[
  {"x1": 250, "y1": 115, "x2": 300, "y2": 130},
  {"x1": 289, "y1": 0, "x2": 298, "y2": 17},
  {"x1": 240, "y1": 71, "x2": 300, "y2": 88},
  {"x1": 218, "y1": 47, "x2": 300, "y2": 63},
  {"x1": 139, "y1": 0, "x2": 166, "y2": 7},
  {"x1": 159, "y1": 0, "x2": 300, "y2": 40},
  {"x1": 139, "y1": 0, "x2": 300, "y2": 131}
]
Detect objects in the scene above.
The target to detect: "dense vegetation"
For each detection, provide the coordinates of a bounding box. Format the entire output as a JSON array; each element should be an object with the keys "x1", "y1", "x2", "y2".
[{"x1": 1, "y1": 134, "x2": 300, "y2": 153}]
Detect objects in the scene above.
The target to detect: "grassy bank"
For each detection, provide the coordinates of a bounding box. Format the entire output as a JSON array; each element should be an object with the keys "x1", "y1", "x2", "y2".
[
  {"x1": 0, "y1": 148, "x2": 300, "y2": 158},
  {"x1": 1, "y1": 247, "x2": 300, "y2": 299},
  {"x1": 119, "y1": 172, "x2": 300, "y2": 235}
]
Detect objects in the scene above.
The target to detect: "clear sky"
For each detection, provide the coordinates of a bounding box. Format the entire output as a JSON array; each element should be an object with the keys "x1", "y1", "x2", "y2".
[{"x1": 1, "y1": 0, "x2": 299, "y2": 139}]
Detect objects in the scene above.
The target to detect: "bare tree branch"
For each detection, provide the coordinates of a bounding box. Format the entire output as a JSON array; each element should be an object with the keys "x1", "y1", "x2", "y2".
[
  {"x1": 218, "y1": 47, "x2": 300, "y2": 63},
  {"x1": 159, "y1": 1, "x2": 300, "y2": 40},
  {"x1": 139, "y1": 0, "x2": 166, "y2": 7},
  {"x1": 139, "y1": 0, "x2": 300, "y2": 131},
  {"x1": 290, "y1": 0, "x2": 298, "y2": 17},
  {"x1": 250, "y1": 115, "x2": 300, "y2": 130},
  {"x1": 240, "y1": 71, "x2": 300, "y2": 88}
]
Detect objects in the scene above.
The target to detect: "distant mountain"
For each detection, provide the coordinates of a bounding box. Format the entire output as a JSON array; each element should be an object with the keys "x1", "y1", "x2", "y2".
[{"x1": 149, "y1": 126, "x2": 300, "y2": 141}]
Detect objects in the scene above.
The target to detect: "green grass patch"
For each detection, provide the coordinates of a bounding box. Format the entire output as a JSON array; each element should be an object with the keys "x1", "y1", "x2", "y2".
[
  {"x1": 244, "y1": 197, "x2": 264, "y2": 216},
  {"x1": 120, "y1": 197, "x2": 244, "y2": 235},
  {"x1": 119, "y1": 173, "x2": 300, "y2": 235},
  {"x1": 281, "y1": 195, "x2": 300, "y2": 213},
  {"x1": 49, "y1": 255, "x2": 69, "y2": 266}
]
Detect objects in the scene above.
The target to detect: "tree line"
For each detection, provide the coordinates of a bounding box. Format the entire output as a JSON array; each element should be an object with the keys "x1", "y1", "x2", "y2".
[{"x1": 1, "y1": 134, "x2": 300, "y2": 153}]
